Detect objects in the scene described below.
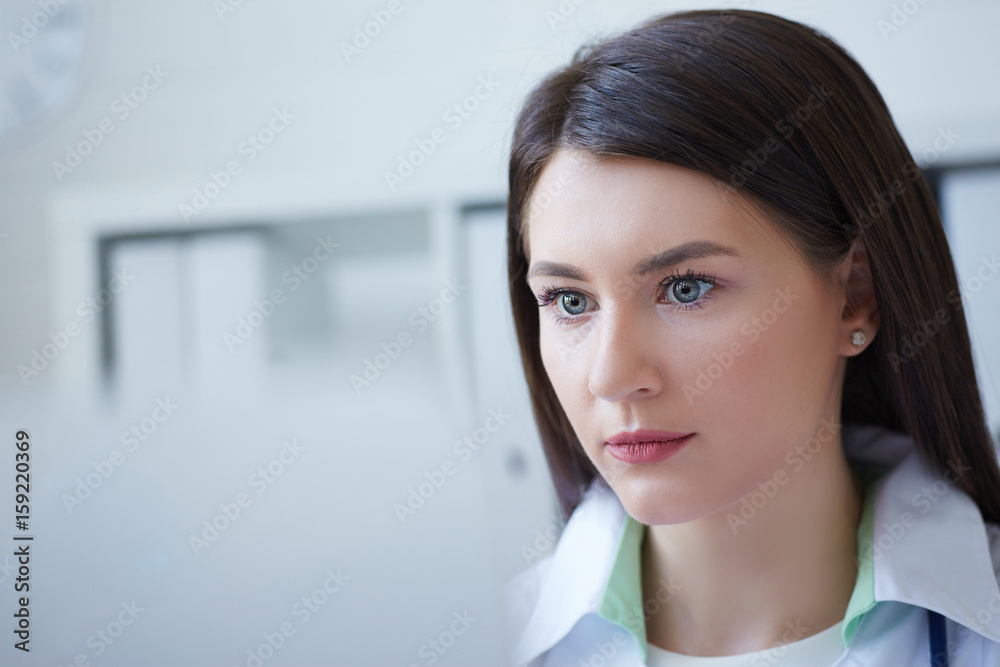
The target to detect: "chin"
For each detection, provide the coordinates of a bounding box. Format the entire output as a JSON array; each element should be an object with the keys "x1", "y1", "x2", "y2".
[{"x1": 610, "y1": 478, "x2": 708, "y2": 526}]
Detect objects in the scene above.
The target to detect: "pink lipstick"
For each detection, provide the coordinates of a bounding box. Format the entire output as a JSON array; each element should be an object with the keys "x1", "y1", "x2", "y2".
[{"x1": 605, "y1": 429, "x2": 694, "y2": 463}]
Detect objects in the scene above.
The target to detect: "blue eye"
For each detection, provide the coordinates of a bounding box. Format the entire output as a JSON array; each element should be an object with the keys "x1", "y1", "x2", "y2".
[
  {"x1": 559, "y1": 292, "x2": 587, "y2": 315},
  {"x1": 533, "y1": 269, "x2": 719, "y2": 325},
  {"x1": 666, "y1": 273, "x2": 716, "y2": 306},
  {"x1": 533, "y1": 287, "x2": 591, "y2": 324}
]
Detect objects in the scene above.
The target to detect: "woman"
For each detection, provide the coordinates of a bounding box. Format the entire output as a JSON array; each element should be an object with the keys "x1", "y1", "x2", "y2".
[{"x1": 502, "y1": 9, "x2": 1000, "y2": 666}]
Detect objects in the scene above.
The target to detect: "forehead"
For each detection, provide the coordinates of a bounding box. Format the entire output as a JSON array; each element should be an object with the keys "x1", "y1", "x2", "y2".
[{"x1": 525, "y1": 149, "x2": 777, "y2": 262}]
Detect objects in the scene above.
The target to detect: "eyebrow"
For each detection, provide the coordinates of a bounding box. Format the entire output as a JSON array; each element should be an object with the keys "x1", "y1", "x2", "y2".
[{"x1": 525, "y1": 240, "x2": 742, "y2": 282}]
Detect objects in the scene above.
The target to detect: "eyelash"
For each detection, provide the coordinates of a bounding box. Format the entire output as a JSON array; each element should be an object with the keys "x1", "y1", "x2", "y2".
[{"x1": 534, "y1": 269, "x2": 719, "y2": 325}]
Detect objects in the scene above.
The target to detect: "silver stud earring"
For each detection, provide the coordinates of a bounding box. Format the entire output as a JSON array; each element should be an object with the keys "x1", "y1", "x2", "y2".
[{"x1": 850, "y1": 330, "x2": 866, "y2": 346}]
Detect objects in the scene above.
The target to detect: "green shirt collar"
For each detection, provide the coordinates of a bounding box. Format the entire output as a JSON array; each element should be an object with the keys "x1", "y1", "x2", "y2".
[{"x1": 595, "y1": 462, "x2": 884, "y2": 662}]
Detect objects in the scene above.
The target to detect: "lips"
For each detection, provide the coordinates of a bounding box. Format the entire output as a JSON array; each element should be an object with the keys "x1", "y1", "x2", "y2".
[
  {"x1": 606, "y1": 429, "x2": 693, "y2": 446},
  {"x1": 604, "y1": 429, "x2": 694, "y2": 464}
]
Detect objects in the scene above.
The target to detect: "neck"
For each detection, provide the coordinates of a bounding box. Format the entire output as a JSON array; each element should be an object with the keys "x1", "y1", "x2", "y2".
[{"x1": 641, "y1": 431, "x2": 864, "y2": 656}]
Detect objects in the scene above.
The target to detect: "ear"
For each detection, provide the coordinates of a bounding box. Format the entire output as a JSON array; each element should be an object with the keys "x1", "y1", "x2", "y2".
[{"x1": 835, "y1": 238, "x2": 880, "y2": 356}]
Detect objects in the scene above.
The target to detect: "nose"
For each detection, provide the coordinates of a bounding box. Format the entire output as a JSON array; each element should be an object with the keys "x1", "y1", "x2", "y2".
[{"x1": 587, "y1": 305, "x2": 663, "y2": 402}]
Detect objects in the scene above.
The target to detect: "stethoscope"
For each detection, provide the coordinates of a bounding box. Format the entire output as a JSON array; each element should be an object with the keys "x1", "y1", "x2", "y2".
[{"x1": 928, "y1": 609, "x2": 948, "y2": 666}]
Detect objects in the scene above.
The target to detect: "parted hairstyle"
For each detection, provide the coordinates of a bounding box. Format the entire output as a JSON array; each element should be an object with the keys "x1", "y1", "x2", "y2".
[{"x1": 505, "y1": 9, "x2": 1000, "y2": 522}]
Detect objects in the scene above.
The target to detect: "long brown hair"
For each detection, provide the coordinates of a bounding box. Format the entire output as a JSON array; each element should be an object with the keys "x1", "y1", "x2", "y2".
[{"x1": 506, "y1": 9, "x2": 1000, "y2": 522}]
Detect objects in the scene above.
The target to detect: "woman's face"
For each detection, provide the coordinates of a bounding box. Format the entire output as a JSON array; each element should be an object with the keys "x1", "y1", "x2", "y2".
[{"x1": 524, "y1": 148, "x2": 853, "y2": 526}]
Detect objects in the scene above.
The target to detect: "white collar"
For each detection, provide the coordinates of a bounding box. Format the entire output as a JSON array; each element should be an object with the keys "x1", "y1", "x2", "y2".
[{"x1": 508, "y1": 422, "x2": 1000, "y2": 664}]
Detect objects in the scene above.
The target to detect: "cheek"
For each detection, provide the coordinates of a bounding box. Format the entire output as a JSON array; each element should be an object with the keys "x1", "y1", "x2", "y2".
[
  {"x1": 683, "y1": 288, "x2": 840, "y2": 437},
  {"x1": 539, "y1": 325, "x2": 586, "y2": 411},
  {"x1": 667, "y1": 308, "x2": 760, "y2": 418},
  {"x1": 539, "y1": 318, "x2": 594, "y2": 386},
  {"x1": 538, "y1": 323, "x2": 607, "y2": 465},
  {"x1": 751, "y1": 296, "x2": 838, "y2": 415}
]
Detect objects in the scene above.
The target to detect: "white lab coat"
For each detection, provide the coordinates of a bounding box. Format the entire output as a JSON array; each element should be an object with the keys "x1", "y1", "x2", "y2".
[{"x1": 502, "y1": 422, "x2": 1000, "y2": 666}]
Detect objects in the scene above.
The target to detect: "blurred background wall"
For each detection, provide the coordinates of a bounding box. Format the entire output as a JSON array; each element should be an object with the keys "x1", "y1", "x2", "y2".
[{"x1": 0, "y1": 0, "x2": 998, "y2": 664}]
